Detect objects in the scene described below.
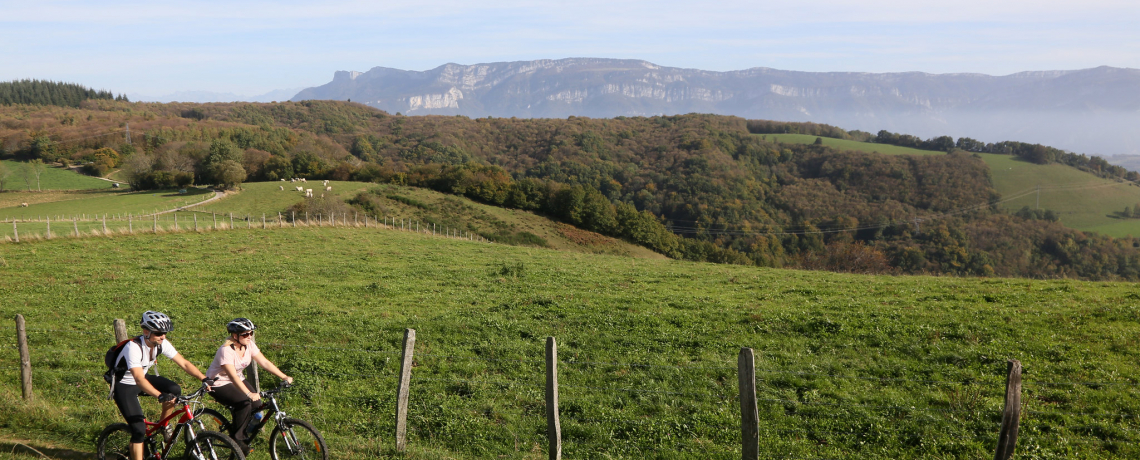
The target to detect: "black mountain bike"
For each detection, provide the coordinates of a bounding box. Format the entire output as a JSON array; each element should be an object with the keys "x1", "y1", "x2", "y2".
[
  {"x1": 194, "y1": 382, "x2": 327, "y2": 460},
  {"x1": 97, "y1": 384, "x2": 244, "y2": 460}
]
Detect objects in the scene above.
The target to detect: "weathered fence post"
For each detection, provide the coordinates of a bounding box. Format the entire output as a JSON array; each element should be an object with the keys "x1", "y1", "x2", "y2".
[
  {"x1": 128, "y1": 214, "x2": 133, "y2": 234},
  {"x1": 739, "y1": 347, "x2": 759, "y2": 460},
  {"x1": 262, "y1": 214, "x2": 266, "y2": 229},
  {"x1": 994, "y1": 359, "x2": 1022, "y2": 460},
  {"x1": 103, "y1": 214, "x2": 107, "y2": 234},
  {"x1": 194, "y1": 214, "x2": 198, "y2": 231},
  {"x1": 12, "y1": 221, "x2": 18, "y2": 243},
  {"x1": 16, "y1": 314, "x2": 32, "y2": 401},
  {"x1": 113, "y1": 319, "x2": 128, "y2": 343},
  {"x1": 73, "y1": 217, "x2": 78, "y2": 237},
  {"x1": 153, "y1": 214, "x2": 157, "y2": 233},
  {"x1": 247, "y1": 361, "x2": 261, "y2": 393},
  {"x1": 229, "y1": 213, "x2": 234, "y2": 229},
  {"x1": 174, "y1": 213, "x2": 178, "y2": 230},
  {"x1": 292, "y1": 212, "x2": 296, "y2": 228},
  {"x1": 212, "y1": 213, "x2": 217, "y2": 230},
  {"x1": 305, "y1": 211, "x2": 309, "y2": 226},
  {"x1": 355, "y1": 212, "x2": 358, "y2": 226},
  {"x1": 278, "y1": 212, "x2": 283, "y2": 228},
  {"x1": 46, "y1": 216, "x2": 51, "y2": 239},
  {"x1": 396, "y1": 328, "x2": 416, "y2": 452},
  {"x1": 546, "y1": 337, "x2": 562, "y2": 460}
]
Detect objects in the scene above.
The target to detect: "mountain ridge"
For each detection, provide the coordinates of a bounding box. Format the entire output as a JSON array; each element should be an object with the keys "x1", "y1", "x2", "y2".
[{"x1": 293, "y1": 58, "x2": 1140, "y2": 155}]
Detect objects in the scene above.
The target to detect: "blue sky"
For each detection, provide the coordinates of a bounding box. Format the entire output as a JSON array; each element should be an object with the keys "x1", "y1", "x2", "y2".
[{"x1": 2, "y1": 0, "x2": 1137, "y2": 96}]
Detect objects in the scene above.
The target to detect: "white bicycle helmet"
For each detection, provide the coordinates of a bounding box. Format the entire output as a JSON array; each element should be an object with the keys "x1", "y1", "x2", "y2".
[
  {"x1": 227, "y1": 318, "x2": 256, "y2": 334},
  {"x1": 140, "y1": 311, "x2": 174, "y2": 333}
]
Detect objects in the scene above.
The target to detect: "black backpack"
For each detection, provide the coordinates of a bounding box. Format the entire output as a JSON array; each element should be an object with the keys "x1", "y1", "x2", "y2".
[{"x1": 103, "y1": 336, "x2": 161, "y2": 398}]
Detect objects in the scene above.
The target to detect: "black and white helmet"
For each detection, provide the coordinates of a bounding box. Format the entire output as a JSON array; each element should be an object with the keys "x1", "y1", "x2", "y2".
[
  {"x1": 227, "y1": 318, "x2": 256, "y2": 334},
  {"x1": 140, "y1": 311, "x2": 174, "y2": 333}
]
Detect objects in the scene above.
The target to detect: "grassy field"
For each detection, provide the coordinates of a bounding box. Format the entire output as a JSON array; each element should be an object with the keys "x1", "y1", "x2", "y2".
[
  {"x1": 0, "y1": 228, "x2": 1138, "y2": 459},
  {"x1": 196, "y1": 181, "x2": 662, "y2": 258},
  {"x1": 0, "y1": 188, "x2": 215, "y2": 222},
  {"x1": 764, "y1": 134, "x2": 1140, "y2": 237},
  {"x1": 0, "y1": 160, "x2": 115, "y2": 191}
]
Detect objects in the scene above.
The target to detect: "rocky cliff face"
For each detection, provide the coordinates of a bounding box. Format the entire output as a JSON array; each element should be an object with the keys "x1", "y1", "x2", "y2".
[{"x1": 292, "y1": 58, "x2": 1140, "y2": 154}]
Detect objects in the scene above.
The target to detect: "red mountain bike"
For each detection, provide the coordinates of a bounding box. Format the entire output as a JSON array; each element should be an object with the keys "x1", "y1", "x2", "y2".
[{"x1": 97, "y1": 383, "x2": 244, "y2": 460}]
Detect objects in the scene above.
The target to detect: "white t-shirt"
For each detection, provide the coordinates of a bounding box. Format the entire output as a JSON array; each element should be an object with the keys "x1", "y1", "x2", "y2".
[
  {"x1": 205, "y1": 341, "x2": 262, "y2": 387},
  {"x1": 116, "y1": 337, "x2": 179, "y2": 386}
]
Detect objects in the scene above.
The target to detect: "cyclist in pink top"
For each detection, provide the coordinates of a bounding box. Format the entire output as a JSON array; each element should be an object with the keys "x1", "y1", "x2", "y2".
[{"x1": 205, "y1": 318, "x2": 292, "y2": 454}]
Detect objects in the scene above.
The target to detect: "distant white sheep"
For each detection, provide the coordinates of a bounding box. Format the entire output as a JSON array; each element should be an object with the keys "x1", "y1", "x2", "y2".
[
  {"x1": 295, "y1": 186, "x2": 304, "y2": 192},
  {"x1": 280, "y1": 178, "x2": 286, "y2": 181},
  {"x1": 325, "y1": 186, "x2": 332, "y2": 191},
  {"x1": 300, "y1": 178, "x2": 307, "y2": 182},
  {"x1": 323, "y1": 180, "x2": 329, "y2": 186},
  {"x1": 20, "y1": 202, "x2": 28, "y2": 207},
  {"x1": 291, "y1": 178, "x2": 296, "y2": 183},
  {"x1": 305, "y1": 189, "x2": 313, "y2": 197},
  {"x1": 279, "y1": 186, "x2": 284, "y2": 191}
]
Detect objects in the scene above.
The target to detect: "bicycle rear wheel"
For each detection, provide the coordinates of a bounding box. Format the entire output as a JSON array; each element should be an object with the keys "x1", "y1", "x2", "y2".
[
  {"x1": 183, "y1": 430, "x2": 245, "y2": 460},
  {"x1": 96, "y1": 423, "x2": 135, "y2": 460},
  {"x1": 269, "y1": 418, "x2": 328, "y2": 460}
]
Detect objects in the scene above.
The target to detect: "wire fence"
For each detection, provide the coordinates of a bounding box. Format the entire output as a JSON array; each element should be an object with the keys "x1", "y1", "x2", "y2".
[{"x1": 5, "y1": 321, "x2": 1140, "y2": 459}]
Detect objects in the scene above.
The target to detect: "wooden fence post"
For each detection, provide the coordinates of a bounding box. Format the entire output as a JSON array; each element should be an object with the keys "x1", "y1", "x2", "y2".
[
  {"x1": 395, "y1": 328, "x2": 416, "y2": 452},
  {"x1": 229, "y1": 213, "x2": 234, "y2": 229},
  {"x1": 113, "y1": 319, "x2": 128, "y2": 343},
  {"x1": 73, "y1": 217, "x2": 78, "y2": 237},
  {"x1": 262, "y1": 214, "x2": 266, "y2": 229},
  {"x1": 738, "y1": 347, "x2": 759, "y2": 460},
  {"x1": 153, "y1": 214, "x2": 157, "y2": 233},
  {"x1": 994, "y1": 359, "x2": 1022, "y2": 460},
  {"x1": 546, "y1": 337, "x2": 562, "y2": 460},
  {"x1": 128, "y1": 214, "x2": 133, "y2": 234},
  {"x1": 292, "y1": 212, "x2": 296, "y2": 228},
  {"x1": 12, "y1": 221, "x2": 18, "y2": 243},
  {"x1": 174, "y1": 213, "x2": 178, "y2": 230},
  {"x1": 16, "y1": 314, "x2": 32, "y2": 401},
  {"x1": 103, "y1": 214, "x2": 107, "y2": 234},
  {"x1": 45, "y1": 216, "x2": 51, "y2": 239},
  {"x1": 212, "y1": 213, "x2": 217, "y2": 230},
  {"x1": 248, "y1": 362, "x2": 261, "y2": 393},
  {"x1": 194, "y1": 214, "x2": 198, "y2": 231}
]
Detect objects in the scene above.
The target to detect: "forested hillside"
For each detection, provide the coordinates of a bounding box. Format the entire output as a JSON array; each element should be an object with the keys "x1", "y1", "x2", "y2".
[
  {"x1": 2, "y1": 99, "x2": 1139, "y2": 280},
  {"x1": 0, "y1": 80, "x2": 124, "y2": 107}
]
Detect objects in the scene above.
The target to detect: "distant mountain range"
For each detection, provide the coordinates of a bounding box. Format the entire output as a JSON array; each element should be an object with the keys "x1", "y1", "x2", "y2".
[
  {"x1": 292, "y1": 58, "x2": 1140, "y2": 156},
  {"x1": 130, "y1": 87, "x2": 303, "y2": 104}
]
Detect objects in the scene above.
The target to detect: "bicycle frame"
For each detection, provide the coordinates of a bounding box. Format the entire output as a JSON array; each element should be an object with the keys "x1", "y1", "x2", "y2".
[{"x1": 143, "y1": 402, "x2": 198, "y2": 458}]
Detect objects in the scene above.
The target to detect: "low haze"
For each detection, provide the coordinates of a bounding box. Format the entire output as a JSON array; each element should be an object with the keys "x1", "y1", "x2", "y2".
[{"x1": 2, "y1": 0, "x2": 1138, "y2": 96}]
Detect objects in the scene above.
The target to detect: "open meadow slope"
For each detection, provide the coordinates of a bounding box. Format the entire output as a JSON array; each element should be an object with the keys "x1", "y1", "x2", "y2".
[
  {"x1": 0, "y1": 188, "x2": 215, "y2": 222},
  {"x1": 0, "y1": 228, "x2": 1138, "y2": 459},
  {"x1": 764, "y1": 134, "x2": 1140, "y2": 237},
  {"x1": 193, "y1": 181, "x2": 663, "y2": 258},
  {"x1": 0, "y1": 161, "x2": 114, "y2": 192}
]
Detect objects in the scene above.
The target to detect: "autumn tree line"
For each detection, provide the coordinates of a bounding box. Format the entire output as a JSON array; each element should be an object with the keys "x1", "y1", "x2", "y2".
[{"x1": 2, "y1": 99, "x2": 1140, "y2": 280}]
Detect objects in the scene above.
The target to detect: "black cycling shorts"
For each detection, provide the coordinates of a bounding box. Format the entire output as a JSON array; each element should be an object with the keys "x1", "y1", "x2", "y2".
[{"x1": 112, "y1": 375, "x2": 181, "y2": 443}]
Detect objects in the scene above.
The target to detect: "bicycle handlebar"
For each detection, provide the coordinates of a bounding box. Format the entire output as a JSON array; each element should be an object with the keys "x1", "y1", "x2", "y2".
[{"x1": 260, "y1": 380, "x2": 293, "y2": 397}]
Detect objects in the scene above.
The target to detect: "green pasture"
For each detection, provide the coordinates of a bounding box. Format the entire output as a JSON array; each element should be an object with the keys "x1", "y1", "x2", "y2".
[
  {"x1": 195, "y1": 181, "x2": 374, "y2": 217},
  {"x1": 0, "y1": 228, "x2": 1138, "y2": 459},
  {"x1": 759, "y1": 134, "x2": 942, "y2": 156},
  {"x1": 0, "y1": 188, "x2": 215, "y2": 222},
  {"x1": 764, "y1": 134, "x2": 1140, "y2": 237},
  {"x1": 197, "y1": 181, "x2": 661, "y2": 258},
  {"x1": 0, "y1": 160, "x2": 115, "y2": 191}
]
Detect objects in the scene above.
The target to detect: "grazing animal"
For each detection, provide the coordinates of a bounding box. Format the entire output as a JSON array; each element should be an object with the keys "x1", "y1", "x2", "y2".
[
  {"x1": 305, "y1": 189, "x2": 313, "y2": 197},
  {"x1": 20, "y1": 202, "x2": 28, "y2": 207},
  {"x1": 323, "y1": 180, "x2": 329, "y2": 186},
  {"x1": 325, "y1": 186, "x2": 332, "y2": 191},
  {"x1": 296, "y1": 186, "x2": 303, "y2": 192},
  {"x1": 300, "y1": 178, "x2": 306, "y2": 182},
  {"x1": 279, "y1": 186, "x2": 284, "y2": 191},
  {"x1": 280, "y1": 178, "x2": 286, "y2": 181}
]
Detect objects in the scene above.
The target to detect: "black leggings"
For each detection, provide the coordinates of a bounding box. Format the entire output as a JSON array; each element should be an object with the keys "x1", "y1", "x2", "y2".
[
  {"x1": 208, "y1": 379, "x2": 263, "y2": 446},
  {"x1": 112, "y1": 375, "x2": 181, "y2": 443}
]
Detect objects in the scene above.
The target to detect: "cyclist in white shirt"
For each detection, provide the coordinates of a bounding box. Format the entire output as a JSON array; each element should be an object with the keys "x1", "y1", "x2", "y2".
[{"x1": 110, "y1": 311, "x2": 210, "y2": 460}]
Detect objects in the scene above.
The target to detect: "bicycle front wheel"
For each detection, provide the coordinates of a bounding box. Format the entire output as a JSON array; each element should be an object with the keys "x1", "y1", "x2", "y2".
[
  {"x1": 183, "y1": 430, "x2": 245, "y2": 460},
  {"x1": 269, "y1": 418, "x2": 328, "y2": 460},
  {"x1": 96, "y1": 423, "x2": 134, "y2": 460}
]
